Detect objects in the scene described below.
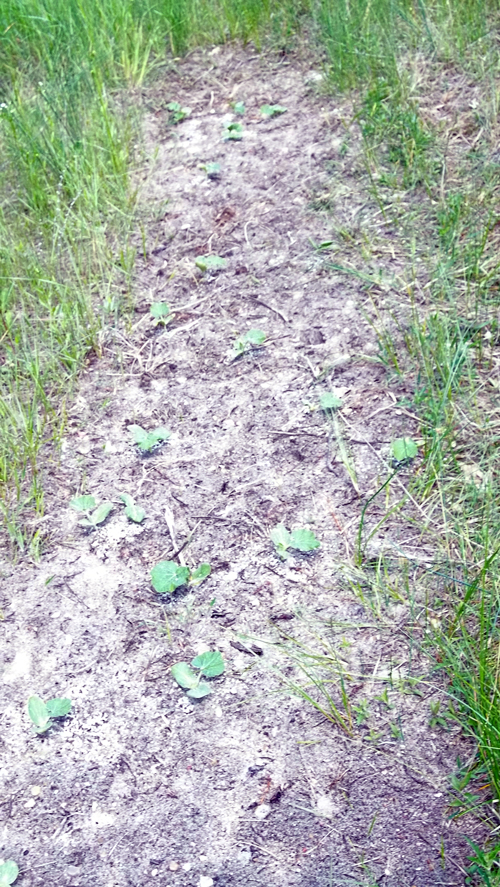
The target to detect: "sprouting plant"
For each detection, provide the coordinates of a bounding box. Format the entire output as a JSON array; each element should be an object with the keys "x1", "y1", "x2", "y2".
[
  {"x1": 129, "y1": 425, "x2": 170, "y2": 453},
  {"x1": 429, "y1": 699, "x2": 449, "y2": 729},
  {"x1": 151, "y1": 561, "x2": 211, "y2": 594},
  {"x1": 233, "y1": 329, "x2": 266, "y2": 357},
  {"x1": 28, "y1": 695, "x2": 72, "y2": 734},
  {"x1": 171, "y1": 651, "x2": 225, "y2": 699},
  {"x1": 195, "y1": 255, "x2": 227, "y2": 272},
  {"x1": 150, "y1": 302, "x2": 172, "y2": 326},
  {"x1": 261, "y1": 104, "x2": 287, "y2": 118},
  {"x1": 166, "y1": 101, "x2": 191, "y2": 124},
  {"x1": 231, "y1": 101, "x2": 245, "y2": 115},
  {"x1": 271, "y1": 525, "x2": 320, "y2": 559},
  {"x1": 119, "y1": 493, "x2": 145, "y2": 523},
  {"x1": 223, "y1": 121, "x2": 243, "y2": 141},
  {"x1": 354, "y1": 699, "x2": 370, "y2": 725},
  {"x1": 391, "y1": 437, "x2": 418, "y2": 466},
  {"x1": 70, "y1": 495, "x2": 113, "y2": 528},
  {"x1": 320, "y1": 392, "x2": 343, "y2": 411},
  {"x1": 375, "y1": 687, "x2": 393, "y2": 709},
  {"x1": 201, "y1": 162, "x2": 221, "y2": 179},
  {"x1": 0, "y1": 861, "x2": 18, "y2": 887},
  {"x1": 390, "y1": 721, "x2": 403, "y2": 740}
]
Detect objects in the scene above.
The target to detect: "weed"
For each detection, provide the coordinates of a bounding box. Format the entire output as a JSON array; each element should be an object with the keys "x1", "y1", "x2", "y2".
[
  {"x1": 261, "y1": 104, "x2": 287, "y2": 117},
  {"x1": 120, "y1": 493, "x2": 145, "y2": 523},
  {"x1": 150, "y1": 303, "x2": 172, "y2": 326},
  {"x1": 429, "y1": 700, "x2": 449, "y2": 730},
  {"x1": 271, "y1": 525, "x2": 320, "y2": 559},
  {"x1": 195, "y1": 255, "x2": 228, "y2": 272},
  {"x1": 223, "y1": 122, "x2": 243, "y2": 141},
  {"x1": 166, "y1": 101, "x2": 191, "y2": 124},
  {"x1": 391, "y1": 437, "x2": 418, "y2": 467},
  {"x1": 233, "y1": 328, "x2": 266, "y2": 357},
  {"x1": 129, "y1": 425, "x2": 170, "y2": 453},
  {"x1": 70, "y1": 496, "x2": 113, "y2": 529},
  {"x1": 232, "y1": 101, "x2": 245, "y2": 115},
  {"x1": 171, "y1": 650, "x2": 225, "y2": 699},
  {"x1": 151, "y1": 561, "x2": 211, "y2": 595},
  {"x1": 0, "y1": 861, "x2": 18, "y2": 887},
  {"x1": 28, "y1": 695, "x2": 71, "y2": 734}
]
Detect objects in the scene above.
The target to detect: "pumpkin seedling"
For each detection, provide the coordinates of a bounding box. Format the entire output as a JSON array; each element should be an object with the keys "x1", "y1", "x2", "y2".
[
  {"x1": 391, "y1": 437, "x2": 418, "y2": 467},
  {"x1": 28, "y1": 695, "x2": 72, "y2": 734},
  {"x1": 261, "y1": 104, "x2": 287, "y2": 118},
  {"x1": 151, "y1": 561, "x2": 211, "y2": 594},
  {"x1": 70, "y1": 495, "x2": 113, "y2": 528},
  {"x1": 167, "y1": 101, "x2": 191, "y2": 124},
  {"x1": 171, "y1": 650, "x2": 225, "y2": 699},
  {"x1": 150, "y1": 302, "x2": 172, "y2": 326},
  {"x1": 129, "y1": 425, "x2": 170, "y2": 453},
  {"x1": 201, "y1": 162, "x2": 221, "y2": 179},
  {"x1": 231, "y1": 101, "x2": 245, "y2": 115},
  {"x1": 195, "y1": 255, "x2": 227, "y2": 273},
  {"x1": 271, "y1": 524, "x2": 320, "y2": 560},
  {"x1": 223, "y1": 121, "x2": 243, "y2": 141},
  {"x1": 0, "y1": 861, "x2": 18, "y2": 887},
  {"x1": 119, "y1": 493, "x2": 145, "y2": 523},
  {"x1": 233, "y1": 328, "x2": 266, "y2": 357},
  {"x1": 320, "y1": 392, "x2": 343, "y2": 411}
]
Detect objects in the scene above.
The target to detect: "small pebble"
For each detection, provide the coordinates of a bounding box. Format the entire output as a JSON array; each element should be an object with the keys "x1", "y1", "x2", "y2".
[
  {"x1": 182, "y1": 863, "x2": 192, "y2": 872},
  {"x1": 254, "y1": 804, "x2": 271, "y2": 820},
  {"x1": 31, "y1": 786, "x2": 41, "y2": 796},
  {"x1": 199, "y1": 878, "x2": 214, "y2": 887},
  {"x1": 24, "y1": 799, "x2": 36, "y2": 810},
  {"x1": 169, "y1": 862, "x2": 179, "y2": 871}
]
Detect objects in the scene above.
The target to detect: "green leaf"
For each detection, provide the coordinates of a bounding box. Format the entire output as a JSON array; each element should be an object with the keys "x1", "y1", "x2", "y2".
[
  {"x1": 120, "y1": 493, "x2": 134, "y2": 508},
  {"x1": 270, "y1": 524, "x2": 291, "y2": 552},
  {"x1": 45, "y1": 698, "x2": 72, "y2": 718},
  {"x1": 150, "y1": 302, "x2": 171, "y2": 319},
  {"x1": 320, "y1": 392, "x2": 343, "y2": 411},
  {"x1": 392, "y1": 437, "x2": 418, "y2": 463},
  {"x1": 28, "y1": 696, "x2": 49, "y2": 730},
  {"x1": 192, "y1": 650, "x2": 225, "y2": 678},
  {"x1": 187, "y1": 682, "x2": 212, "y2": 698},
  {"x1": 224, "y1": 122, "x2": 243, "y2": 140},
  {"x1": 125, "y1": 503, "x2": 145, "y2": 523},
  {"x1": 171, "y1": 662, "x2": 199, "y2": 689},
  {"x1": 151, "y1": 561, "x2": 190, "y2": 594},
  {"x1": 0, "y1": 861, "x2": 19, "y2": 885},
  {"x1": 70, "y1": 495, "x2": 96, "y2": 512},
  {"x1": 233, "y1": 101, "x2": 245, "y2": 115},
  {"x1": 130, "y1": 425, "x2": 170, "y2": 451},
  {"x1": 189, "y1": 563, "x2": 211, "y2": 586},
  {"x1": 261, "y1": 104, "x2": 287, "y2": 117},
  {"x1": 244, "y1": 329, "x2": 266, "y2": 346},
  {"x1": 195, "y1": 255, "x2": 228, "y2": 272},
  {"x1": 90, "y1": 502, "x2": 113, "y2": 526},
  {"x1": 203, "y1": 162, "x2": 221, "y2": 178},
  {"x1": 290, "y1": 528, "x2": 320, "y2": 552}
]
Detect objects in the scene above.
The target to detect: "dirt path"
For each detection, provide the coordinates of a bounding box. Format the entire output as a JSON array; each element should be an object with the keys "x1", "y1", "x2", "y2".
[{"x1": 1, "y1": 46, "x2": 482, "y2": 887}]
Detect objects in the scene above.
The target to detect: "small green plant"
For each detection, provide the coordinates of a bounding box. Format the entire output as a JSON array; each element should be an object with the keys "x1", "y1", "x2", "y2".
[
  {"x1": 195, "y1": 255, "x2": 228, "y2": 272},
  {"x1": 232, "y1": 101, "x2": 245, "y2": 115},
  {"x1": 151, "y1": 561, "x2": 211, "y2": 594},
  {"x1": 391, "y1": 437, "x2": 418, "y2": 466},
  {"x1": 129, "y1": 425, "x2": 171, "y2": 453},
  {"x1": 28, "y1": 695, "x2": 72, "y2": 734},
  {"x1": 261, "y1": 104, "x2": 287, "y2": 117},
  {"x1": 167, "y1": 101, "x2": 191, "y2": 124},
  {"x1": 320, "y1": 392, "x2": 343, "y2": 411},
  {"x1": 150, "y1": 302, "x2": 172, "y2": 326},
  {"x1": 390, "y1": 721, "x2": 403, "y2": 740},
  {"x1": 466, "y1": 839, "x2": 500, "y2": 886},
  {"x1": 223, "y1": 121, "x2": 243, "y2": 141},
  {"x1": 0, "y1": 861, "x2": 18, "y2": 887},
  {"x1": 119, "y1": 493, "x2": 145, "y2": 523},
  {"x1": 233, "y1": 329, "x2": 266, "y2": 357},
  {"x1": 271, "y1": 525, "x2": 320, "y2": 559},
  {"x1": 171, "y1": 650, "x2": 225, "y2": 698},
  {"x1": 429, "y1": 700, "x2": 449, "y2": 729},
  {"x1": 354, "y1": 699, "x2": 370, "y2": 725},
  {"x1": 70, "y1": 496, "x2": 113, "y2": 528},
  {"x1": 201, "y1": 162, "x2": 221, "y2": 179}
]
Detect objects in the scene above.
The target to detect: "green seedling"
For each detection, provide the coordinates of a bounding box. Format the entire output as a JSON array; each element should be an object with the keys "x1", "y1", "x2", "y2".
[
  {"x1": 28, "y1": 695, "x2": 71, "y2": 734},
  {"x1": 150, "y1": 302, "x2": 172, "y2": 326},
  {"x1": 223, "y1": 122, "x2": 243, "y2": 141},
  {"x1": 70, "y1": 495, "x2": 113, "y2": 528},
  {"x1": 0, "y1": 861, "x2": 18, "y2": 887},
  {"x1": 129, "y1": 425, "x2": 170, "y2": 453},
  {"x1": 231, "y1": 101, "x2": 245, "y2": 115},
  {"x1": 390, "y1": 721, "x2": 403, "y2": 740},
  {"x1": 320, "y1": 392, "x2": 343, "y2": 411},
  {"x1": 166, "y1": 101, "x2": 191, "y2": 124},
  {"x1": 429, "y1": 699, "x2": 449, "y2": 729},
  {"x1": 195, "y1": 255, "x2": 227, "y2": 273},
  {"x1": 233, "y1": 328, "x2": 266, "y2": 357},
  {"x1": 310, "y1": 238, "x2": 334, "y2": 251},
  {"x1": 261, "y1": 104, "x2": 287, "y2": 118},
  {"x1": 151, "y1": 560, "x2": 211, "y2": 594},
  {"x1": 354, "y1": 699, "x2": 370, "y2": 725},
  {"x1": 171, "y1": 650, "x2": 225, "y2": 699},
  {"x1": 119, "y1": 493, "x2": 145, "y2": 524},
  {"x1": 201, "y1": 162, "x2": 221, "y2": 179},
  {"x1": 271, "y1": 524, "x2": 320, "y2": 559},
  {"x1": 391, "y1": 437, "x2": 418, "y2": 466}
]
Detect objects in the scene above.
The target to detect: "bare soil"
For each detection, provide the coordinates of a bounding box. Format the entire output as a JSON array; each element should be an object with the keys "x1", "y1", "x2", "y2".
[{"x1": 1, "y1": 45, "x2": 484, "y2": 887}]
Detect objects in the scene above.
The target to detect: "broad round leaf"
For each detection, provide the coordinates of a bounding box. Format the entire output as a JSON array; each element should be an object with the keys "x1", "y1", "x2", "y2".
[
  {"x1": 261, "y1": 104, "x2": 287, "y2": 117},
  {"x1": 91, "y1": 502, "x2": 113, "y2": 525},
  {"x1": 171, "y1": 662, "x2": 199, "y2": 689},
  {"x1": 0, "y1": 860, "x2": 18, "y2": 885},
  {"x1": 129, "y1": 424, "x2": 149, "y2": 446},
  {"x1": 45, "y1": 697, "x2": 72, "y2": 719},
  {"x1": 70, "y1": 495, "x2": 96, "y2": 512},
  {"x1": 124, "y1": 503, "x2": 145, "y2": 523},
  {"x1": 150, "y1": 302, "x2": 170, "y2": 319},
  {"x1": 392, "y1": 437, "x2": 418, "y2": 463},
  {"x1": 191, "y1": 651, "x2": 225, "y2": 678},
  {"x1": 28, "y1": 696, "x2": 49, "y2": 729},
  {"x1": 320, "y1": 392, "x2": 343, "y2": 411},
  {"x1": 290, "y1": 528, "x2": 320, "y2": 552},
  {"x1": 270, "y1": 524, "x2": 291, "y2": 550},
  {"x1": 195, "y1": 255, "x2": 228, "y2": 272},
  {"x1": 151, "y1": 561, "x2": 190, "y2": 594},
  {"x1": 189, "y1": 563, "x2": 211, "y2": 586},
  {"x1": 244, "y1": 329, "x2": 266, "y2": 346},
  {"x1": 187, "y1": 683, "x2": 212, "y2": 699}
]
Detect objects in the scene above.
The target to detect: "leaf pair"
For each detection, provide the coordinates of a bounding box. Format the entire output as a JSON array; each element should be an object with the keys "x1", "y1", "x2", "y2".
[
  {"x1": 261, "y1": 104, "x2": 287, "y2": 118},
  {"x1": 130, "y1": 425, "x2": 170, "y2": 453},
  {"x1": 28, "y1": 695, "x2": 71, "y2": 734},
  {"x1": 0, "y1": 861, "x2": 18, "y2": 887},
  {"x1": 224, "y1": 121, "x2": 243, "y2": 140},
  {"x1": 120, "y1": 493, "x2": 145, "y2": 524},
  {"x1": 167, "y1": 101, "x2": 191, "y2": 124},
  {"x1": 70, "y1": 495, "x2": 112, "y2": 528},
  {"x1": 151, "y1": 561, "x2": 211, "y2": 595},
  {"x1": 171, "y1": 651, "x2": 224, "y2": 699},
  {"x1": 233, "y1": 329, "x2": 266, "y2": 357},
  {"x1": 391, "y1": 437, "x2": 418, "y2": 465},
  {"x1": 195, "y1": 255, "x2": 227, "y2": 272},
  {"x1": 271, "y1": 525, "x2": 320, "y2": 559},
  {"x1": 150, "y1": 302, "x2": 172, "y2": 325}
]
